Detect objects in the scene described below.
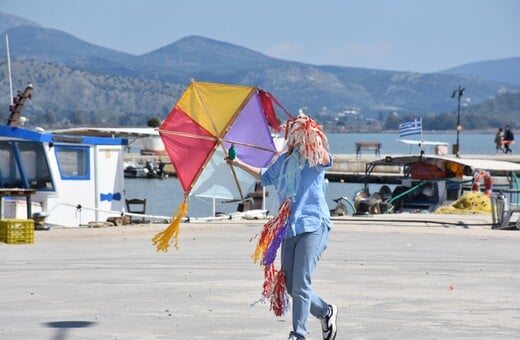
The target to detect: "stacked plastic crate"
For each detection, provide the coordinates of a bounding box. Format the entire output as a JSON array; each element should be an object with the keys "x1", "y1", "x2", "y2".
[{"x1": 0, "y1": 219, "x2": 34, "y2": 244}]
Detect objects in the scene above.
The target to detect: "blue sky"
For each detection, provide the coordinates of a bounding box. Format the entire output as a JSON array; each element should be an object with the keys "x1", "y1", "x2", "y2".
[{"x1": 1, "y1": 0, "x2": 519, "y2": 73}]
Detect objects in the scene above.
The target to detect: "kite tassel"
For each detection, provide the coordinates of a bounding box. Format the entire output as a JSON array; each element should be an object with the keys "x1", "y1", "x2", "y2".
[
  {"x1": 271, "y1": 269, "x2": 289, "y2": 316},
  {"x1": 252, "y1": 197, "x2": 291, "y2": 264},
  {"x1": 262, "y1": 219, "x2": 288, "y2": 266},
  {"x1": 258, "y1": 89, "x2": 280, "y2": 132},
  {"x1": 262, "y1": 263, "x2": 276, "y2": 298},
  {"x1": 258, "y1": 89, "x2": 293, "y2": 132},
  {"x1": 261, "y1": 263, "x2": 289, "y2": 316},
  {"x1": 254, "y1": 199, "x2": 291, "y2": 317},
  {"x1": 152, "y1": 199, "x2": 188, "y2": 252}
]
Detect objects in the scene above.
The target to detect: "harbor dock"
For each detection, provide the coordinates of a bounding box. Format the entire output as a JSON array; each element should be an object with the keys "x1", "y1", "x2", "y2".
[{"x1": 125, "y1": 153, "x2": 520, "y2": 183}]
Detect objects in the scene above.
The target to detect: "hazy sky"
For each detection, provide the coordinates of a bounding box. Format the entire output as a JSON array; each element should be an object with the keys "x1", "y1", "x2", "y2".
[{"x1": 1, "y1": 0, "x2": 519, "y2": 73}]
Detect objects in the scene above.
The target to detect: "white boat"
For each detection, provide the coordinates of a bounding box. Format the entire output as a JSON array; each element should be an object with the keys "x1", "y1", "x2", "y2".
[
  {"x1": 331, "y1": 154, "x2": 520, "y2": 230},
  {"x1": 0, "y1": 125, "x2": 128, "y2": 226},
  {"x1": 396, "y1": 138, "x2": 449, "y2": 155}
]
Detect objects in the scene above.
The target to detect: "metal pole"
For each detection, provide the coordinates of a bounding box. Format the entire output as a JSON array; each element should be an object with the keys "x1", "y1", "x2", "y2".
[
  {"x1": 456, "y1": 85, "x2": 461, "y2": 155},
  {"x1": 453, "y1": 85, "x2": 464, "y2": 157},
  {"x1": 6, "y1": 34, "x2": 14, "y2": 106}
]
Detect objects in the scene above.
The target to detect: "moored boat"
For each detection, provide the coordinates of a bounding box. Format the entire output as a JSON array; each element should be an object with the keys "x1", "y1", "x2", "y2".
[
  {"x1": 331, "y1": 154, "x2": 520, "y2": 230},
  {"x1": 0, "y1": 125, "x2": 127, "y2": 226}
]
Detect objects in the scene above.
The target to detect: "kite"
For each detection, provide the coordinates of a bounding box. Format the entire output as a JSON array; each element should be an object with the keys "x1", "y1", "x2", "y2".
[{"x1": 152, "y1": 81, "x2": 288, "y2": 252}]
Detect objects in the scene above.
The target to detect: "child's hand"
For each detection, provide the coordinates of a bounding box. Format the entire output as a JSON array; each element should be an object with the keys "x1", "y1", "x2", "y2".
[{"x1": 225, "y1": 156, "x2": 238, "y2": 165}]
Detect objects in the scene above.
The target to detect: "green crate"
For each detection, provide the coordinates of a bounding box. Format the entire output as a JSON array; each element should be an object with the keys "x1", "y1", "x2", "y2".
[{"x1": 0, "y1": 219, "x2": 34, "y2": 244}]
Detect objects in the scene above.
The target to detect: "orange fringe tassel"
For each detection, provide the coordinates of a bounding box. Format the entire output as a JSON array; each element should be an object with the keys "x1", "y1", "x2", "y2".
[
  {"x1": 252, "y1": 198, "x2": 292, "y2": 264},
  {"x1": 152, "y1": 199, "x2": 188, "y2": 252}
]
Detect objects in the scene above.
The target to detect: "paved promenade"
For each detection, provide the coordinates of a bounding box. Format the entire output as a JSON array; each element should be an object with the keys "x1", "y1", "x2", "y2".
[{"x1": 1, "y1": 221, "x2": 519, "y2": 339}]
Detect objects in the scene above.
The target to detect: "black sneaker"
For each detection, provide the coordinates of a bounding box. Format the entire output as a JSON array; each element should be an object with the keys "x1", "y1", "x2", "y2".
[{"x1": 320, "y1": 304, "x2": 338, "y2": 340}]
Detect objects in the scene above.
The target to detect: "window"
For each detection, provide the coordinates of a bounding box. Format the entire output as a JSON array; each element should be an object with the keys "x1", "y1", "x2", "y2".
[
  {"x1": 16, "y1": 142, "x2": 54, "y2": 190},
  {"x1": 0, "y1": 141, "x2": 54, "y2": 190},
  {"x1": 0, "y1": 142, "x2": 22, "y2": 188},
  {"x1": 55, "y1": 146, "x2": 90, "y2": 180}
]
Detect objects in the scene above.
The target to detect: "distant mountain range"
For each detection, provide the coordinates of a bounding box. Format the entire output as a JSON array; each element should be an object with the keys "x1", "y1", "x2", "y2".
[
  {"x1": 442, "y1": 57, "x2": 520, "y2": 87},
  {"x1": 0, "y1": 11, "x2": 519, "y2": 130}
]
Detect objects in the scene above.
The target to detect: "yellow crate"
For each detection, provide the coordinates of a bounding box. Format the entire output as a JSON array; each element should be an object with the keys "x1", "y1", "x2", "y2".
[{"x1": 0, "y1": 219, "x2": 34, "y2": 244}]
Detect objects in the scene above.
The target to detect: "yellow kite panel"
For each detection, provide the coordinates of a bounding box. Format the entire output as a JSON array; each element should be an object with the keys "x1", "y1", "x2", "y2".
[{"x1": 176, "y1": 82, "x2": 255, "y2": 135}]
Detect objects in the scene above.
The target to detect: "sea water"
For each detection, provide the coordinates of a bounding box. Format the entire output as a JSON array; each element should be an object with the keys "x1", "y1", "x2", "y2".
[
  {"x1": 327, "y1": 132, "x2": 498, "y2": 155},
  {"x1": 125, "y1": 132, "x2": 500, "y2": 218}
]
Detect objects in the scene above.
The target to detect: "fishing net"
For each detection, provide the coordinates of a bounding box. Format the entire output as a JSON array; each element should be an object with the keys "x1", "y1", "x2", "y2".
[{"x1": 435, "y1": 191, "x2": 491, "y2": 214}]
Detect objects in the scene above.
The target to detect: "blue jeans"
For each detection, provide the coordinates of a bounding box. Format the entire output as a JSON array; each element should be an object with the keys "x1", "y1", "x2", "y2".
[{"x1": 282, "y1": 224, "x2": 329, "y2": 339}]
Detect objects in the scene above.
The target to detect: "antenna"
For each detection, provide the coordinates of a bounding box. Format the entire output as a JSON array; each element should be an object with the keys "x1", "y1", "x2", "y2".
[{"x1": 6, "y1": 33, "x2": 14, "y2": 106}]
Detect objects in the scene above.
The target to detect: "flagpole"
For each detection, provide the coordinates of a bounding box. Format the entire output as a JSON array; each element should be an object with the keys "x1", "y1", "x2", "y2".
[
  {"x1": 420, "y1": 117, "x2": 424, "y2": 154},
  {"x1": 456, "y1": 86, "x2": 461, "y2": 155}
]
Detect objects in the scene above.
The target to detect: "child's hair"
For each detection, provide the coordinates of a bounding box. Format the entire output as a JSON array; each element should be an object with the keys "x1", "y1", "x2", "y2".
[{"x1": 285, "y1": 112, "x2": 329, "y2": 167}]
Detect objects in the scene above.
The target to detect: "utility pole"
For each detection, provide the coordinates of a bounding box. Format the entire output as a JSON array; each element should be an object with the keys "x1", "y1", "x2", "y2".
[{"x1": 451, "y1": 85, "x2": 465, "y2": 157}]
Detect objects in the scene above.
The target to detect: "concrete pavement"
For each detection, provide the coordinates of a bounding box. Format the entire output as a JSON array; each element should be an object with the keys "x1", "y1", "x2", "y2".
[{"x1": 1, "y1": 220, "x2": 519, "y2": 339}]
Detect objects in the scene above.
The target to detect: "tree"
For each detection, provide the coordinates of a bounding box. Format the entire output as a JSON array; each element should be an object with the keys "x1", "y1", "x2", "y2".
[
  {"x1": 69, "y1": 110, "x2": 87, "y2": 125},
  {"x1": 147, "y1": 117, "x2": 161, "y2": 128}
]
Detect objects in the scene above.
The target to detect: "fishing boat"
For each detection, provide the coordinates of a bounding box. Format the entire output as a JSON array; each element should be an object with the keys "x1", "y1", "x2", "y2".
[
  {"x1": 123, "y1": 159, "x2": 168, "y2": 179},
  {"x1": 331, "y1": 154, "x2": 520, "y2": 230},
  {"x1": 0, "y1": 124, "x2": 128, "y2": 226}
]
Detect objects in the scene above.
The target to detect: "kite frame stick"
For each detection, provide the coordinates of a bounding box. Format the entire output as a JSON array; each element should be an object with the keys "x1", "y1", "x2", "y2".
[{"x1": 158, "y1": 129, "x2": 276, "y2": 153}]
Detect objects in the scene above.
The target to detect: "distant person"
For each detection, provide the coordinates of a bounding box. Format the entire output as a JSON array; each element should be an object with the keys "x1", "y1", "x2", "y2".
[
  {"x1": 503, "y1": 125, "x2": 515, "y2": 154},
  {"x1": 494, "y1": 127, "x2": 504, "y2": 154}
]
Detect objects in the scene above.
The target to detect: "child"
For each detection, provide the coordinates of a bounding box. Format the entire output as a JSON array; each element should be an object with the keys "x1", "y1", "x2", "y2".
[{"x1": 227, "y1": 113, "x2": 337, "y2": 340}]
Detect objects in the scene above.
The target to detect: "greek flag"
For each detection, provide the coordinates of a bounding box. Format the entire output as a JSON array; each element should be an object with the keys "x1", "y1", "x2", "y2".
[{"x1": 399, "y1": 118, "x2": 422, "y2": 137}]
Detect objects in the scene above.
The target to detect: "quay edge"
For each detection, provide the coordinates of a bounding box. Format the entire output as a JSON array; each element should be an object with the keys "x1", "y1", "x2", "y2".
[{"x1": 123, "y1": 153, "x2": 520, "y2": 183}]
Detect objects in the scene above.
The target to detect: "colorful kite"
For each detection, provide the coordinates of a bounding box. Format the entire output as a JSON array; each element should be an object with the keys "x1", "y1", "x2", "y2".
[{"x1": 152, "y1": 81, "x2": 287, "y2": 252}]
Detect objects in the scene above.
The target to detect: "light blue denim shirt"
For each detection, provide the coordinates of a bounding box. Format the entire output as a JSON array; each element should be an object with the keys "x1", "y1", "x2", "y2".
[{"x1": 260, "y1": 152, "x2": 333, "y2": 238}]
